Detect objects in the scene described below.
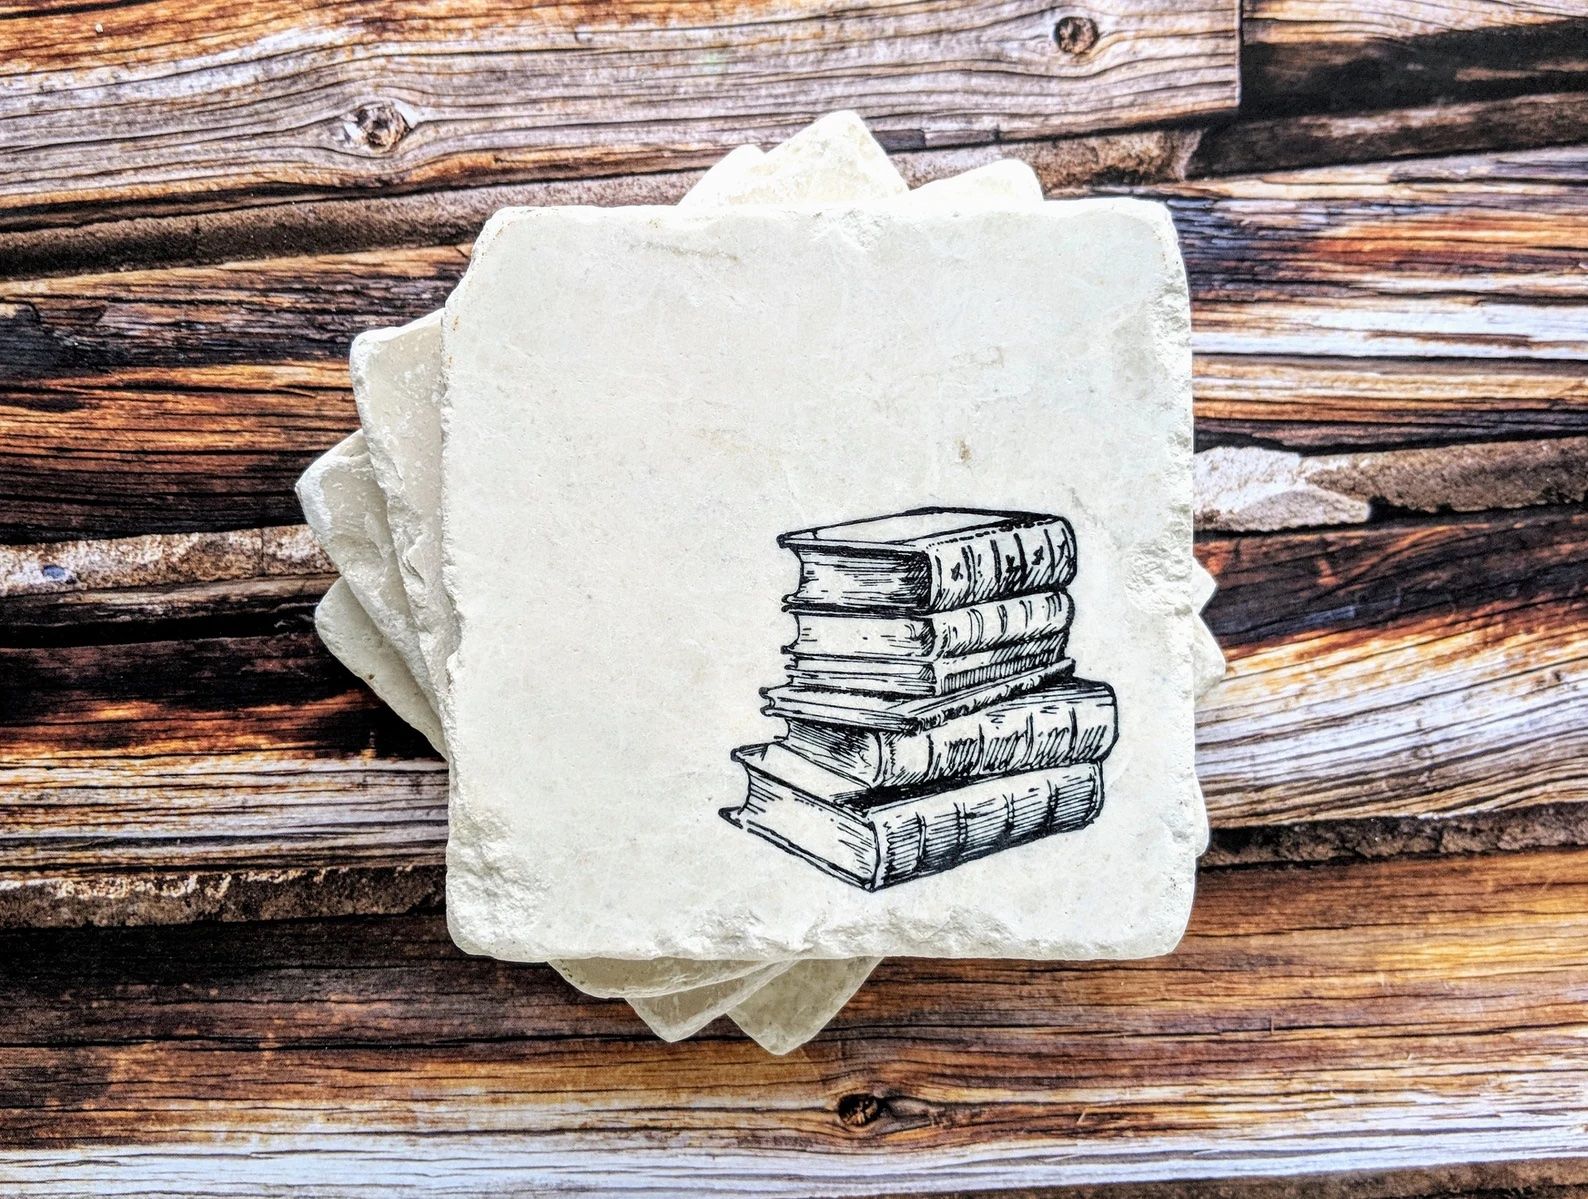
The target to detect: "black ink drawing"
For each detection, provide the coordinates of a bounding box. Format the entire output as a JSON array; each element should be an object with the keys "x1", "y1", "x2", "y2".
[{"x1": 722, "y1": 508, "x2": 1117, "y2": 890}]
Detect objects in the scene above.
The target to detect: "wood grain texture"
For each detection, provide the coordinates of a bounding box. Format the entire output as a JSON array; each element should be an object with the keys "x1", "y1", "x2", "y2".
[
  {"x1": 1243, "y1": 0, "x2": 1588, "y2": 116},
  {"x1": 12, "y1": 88, "x2": 1588, "y2": 284},
  {"x1": 1178, "y1": 143, "x2": 1588, "y2": 457},
  {"x1": 0, "y1": 0, "x2": 1238, "y2": 229},
  {"x1": 1198, "y1": 520, "x2": 1588, "y2": 825},
  {"x1": 0, "y1": 248, "x2": 460, "y2": 540},
  {"x1": 1187, "y1": 88, "x2": 1588, "y2": 179},
  {"x1": 3, "y1": 506, "x2": 1584, "y2": 925},
  {"x1": 2, "y1": 8, "x2": 1586, "y2": 1192},
  {"x1": 1, "y1": 848, "x2": 1585, "y2": 1192},
  {"x1": 5, "y1": 0, "x2": 1584, "y2": 245},
  {"x1": 1194, "y1": 357, "x2": 1588, "y2": 451},
  {"x1": 9, "y1": 143, "x2": 1588, "y2": 541},
  {"x1": 1163, "y1": 145, "x2": 1588, "y2": 362}
]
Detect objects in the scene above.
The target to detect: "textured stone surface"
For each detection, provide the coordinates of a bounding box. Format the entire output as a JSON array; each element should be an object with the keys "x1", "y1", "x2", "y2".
[
  {"x1": 351, "y1": 312, "x2": 453, "y2": 691},
  {"x1": 442, "y1": 199, "x2": 1199, "y2": 960},
  {"x1": 627, "y1": 962, "x2": 793, "y2": 1042},
  {"x1": 295, "y1": 434, "x2": 436, "y2": 710},
  {"x1": 1191, "y1": 560, "x2": 1226, "y2": 706},
  {"x1": 731, "y1": 957, "x2": 878, "y2": 1055},
  {"x1": 683, "y1": 112, "x2": 907, "y2": 207},
  {"x1": 314, "y1": 578, "x2": 446, "y2": 756}
]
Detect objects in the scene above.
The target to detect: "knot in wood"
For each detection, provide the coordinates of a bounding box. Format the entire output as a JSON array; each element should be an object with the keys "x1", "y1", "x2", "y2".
[
  {"x1": 350, "y1": 101, "x2": 410, "y2": 154},
  {"x1": 837, "y1": 1092, "x2": 886, "y2": 1127},
  {"x1": 1052, "y1": 14, "x2": 1098, "y2": 55}
]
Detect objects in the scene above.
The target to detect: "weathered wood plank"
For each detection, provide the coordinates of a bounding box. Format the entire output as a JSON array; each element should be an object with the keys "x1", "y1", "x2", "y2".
[
  {"x1": 1194, "y1": 356, "x2": 1588, "y2": 451},
  {"x1": 1202, "y1": 594, "x2": 1588, "y2": 822},
  {"x1": 1243, "y1": 0, "x2": 1588, "y2": 117},
  {"x1": 1197, "y1": 506, "x2": 1586, "y2": 646},
  {"x1": 1187, "y1": 88, "x2": 1588, "y2": 179},
  {"x1": 0, "y1": 249, "x2": 458, "y2": 540},
  {"x1": 3, "y1": 507, "x2": 1584, "y2": 925},
  {"x1": 0, "y1": 848, "x2": 1584, "y2": 1193},
  {"x1": 13, "y1": 90, "x2": 1588, "y2": 283},
  {"x1": 9, "y1": 144, "x2": 1588, "y2": 541},
  {"x1": 0, "y1": 0, "x2": 1239, "y2": 230},
  {"x1": 25, "y1": 1170, "x2": 1585, "y2": 1199},
  {"x1": 0, "y1": 526, "x2": 331, "y2": 643},
  {"x1": 4, "y1": 0, "x2": 1584, "y2": 249},
  {"x1": 1161, "y1": 145, "x2": 1588, "y2": 361},
  {"x1": 0, "y1": 630, "x2": 434, "y2": 758}
]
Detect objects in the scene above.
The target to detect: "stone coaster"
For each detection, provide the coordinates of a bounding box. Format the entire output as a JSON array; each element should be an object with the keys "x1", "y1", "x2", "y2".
[
  {"x1": 314, "y1": 577, "x2": 445, "y2": 756},
  {"x1": 441, "y1": 198, "x2": 1199, "y2": 961}
]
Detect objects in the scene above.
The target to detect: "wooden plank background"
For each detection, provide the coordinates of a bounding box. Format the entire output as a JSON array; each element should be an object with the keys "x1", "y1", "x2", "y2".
[{"x1": 3, "y1": 0, "x2": 1588, "y2": 1193}]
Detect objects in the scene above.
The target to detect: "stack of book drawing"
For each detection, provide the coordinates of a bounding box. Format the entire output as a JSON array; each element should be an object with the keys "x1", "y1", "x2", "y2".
[{"x1": 726, "y1": 507, "x2": 1119, "y2": 890}]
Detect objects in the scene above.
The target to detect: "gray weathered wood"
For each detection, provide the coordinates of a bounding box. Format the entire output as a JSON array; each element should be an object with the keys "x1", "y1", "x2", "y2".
[{"x1": 0, "y1": 0, "x2": 1239, "y2": 229}]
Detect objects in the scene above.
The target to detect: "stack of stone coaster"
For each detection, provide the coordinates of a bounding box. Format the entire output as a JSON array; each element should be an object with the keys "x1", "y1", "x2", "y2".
[{"x1": 299, "y1": 113, "x2": 1226, "y2": 1053}]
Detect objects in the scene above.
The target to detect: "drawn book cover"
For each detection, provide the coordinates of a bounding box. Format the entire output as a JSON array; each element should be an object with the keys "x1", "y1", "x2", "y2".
[{"x1": 781, "y1": 509, "x2": 1078, "y2": 613}]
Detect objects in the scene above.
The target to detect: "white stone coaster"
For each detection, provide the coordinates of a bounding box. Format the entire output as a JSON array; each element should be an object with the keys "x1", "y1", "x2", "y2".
[
  {"x1": 732, "y1": 958, "x2": 879, "y2": 1055},
  {"x1": 628, "y1": 962, "x2": 794, "y2": 1043},
  {"x1": 351, "y1": 312, "x2": 452, "y2": 693},
  {"x1": 441, "y1": 199, "x2": 1199, "y2": 962},
  {"x1": 296, "y1": 433, "x2": 436, "y2": 711}
]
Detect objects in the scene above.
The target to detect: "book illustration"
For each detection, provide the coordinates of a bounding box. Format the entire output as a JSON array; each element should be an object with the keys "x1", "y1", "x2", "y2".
[
  {"x1": 724, "y1": 507, "x2": 1117, "y2": 890},
  {"x1": 780, "y1": 508, "x2": 1078, "y2": 613},
  {"x1": 780, "y1": 677, "x2": 1118, "y2": 789},
  {"x1": 762, "y1": 658, "x2": 1077, "y2": 733},
  {"x1": 785, "y1": 633, "x2": 1072, "y2": 697},
  {"x1": 728, "y1": 745, "x2": 1105, "y2": 892},
  {"x1": 785, "y1": 589, "x2": 1074, "y2": 661}
]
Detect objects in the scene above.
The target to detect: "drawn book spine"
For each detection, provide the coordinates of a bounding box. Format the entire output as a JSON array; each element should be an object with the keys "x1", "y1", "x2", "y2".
[
  {"x1": 726, "y1": 745, "x2": 1104, "y2": 891},
  {"x1": 785, "y1": 516, "x2": 1077, "y2": 613},
  {"x1": 923, "y1": 519, "x2": 1076, "y2": 611},
  {"x1": 782, "y1": 678, "x2": 1117, "y2": 788},
  {"x1": 762, "y1": 658, "x2": 1075, "y2": 734},
  {"x1": 869, "y1": 762, "x2": 1103, "y2": 888},
  {"x1": 787, "y1": 590, "x2": 1074, "y2": 660},
  {"x1": 786, "y1": 635, "x2": 1070, "y2": 698}
]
